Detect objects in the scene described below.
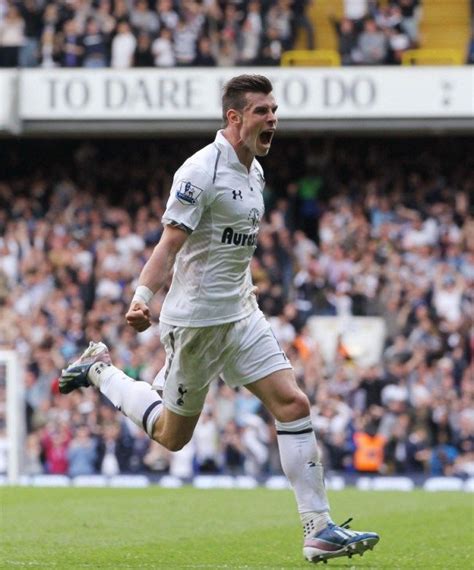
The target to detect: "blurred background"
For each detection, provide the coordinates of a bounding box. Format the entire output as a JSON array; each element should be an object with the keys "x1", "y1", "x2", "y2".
[{"x1": 0, "y1": 0, "x2": 472, "y2": 489}]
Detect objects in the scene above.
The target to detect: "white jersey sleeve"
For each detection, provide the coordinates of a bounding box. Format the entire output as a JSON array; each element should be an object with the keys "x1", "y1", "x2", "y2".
[{"x1": 162, "y1": 163, "x2": 214, "y2": 232}]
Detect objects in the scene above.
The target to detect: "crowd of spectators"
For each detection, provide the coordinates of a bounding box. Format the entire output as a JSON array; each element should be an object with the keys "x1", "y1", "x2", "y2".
[
  {"x1": 0, "y1": 0, "x2": 314, "y2": 69},
  {"x1": 0, "y1": 135, "x2": 473, "y2": 481},
  {"x1": 333, "y1": 0, "x2": 422, "y2": 65},
  {"x1": 0, "y1": 0, "x2": 429, "y2": 69}
]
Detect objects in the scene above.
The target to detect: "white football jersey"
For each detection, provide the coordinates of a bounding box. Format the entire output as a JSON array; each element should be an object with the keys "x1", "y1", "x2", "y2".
[{"x1": 160, "y1": 131, "x2": 265, "y2": 327}]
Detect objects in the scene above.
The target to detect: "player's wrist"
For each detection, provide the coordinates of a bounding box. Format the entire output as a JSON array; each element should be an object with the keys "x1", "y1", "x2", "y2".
[{"x1": 132, "y1": 285, "x2": 154, "y2": 306}]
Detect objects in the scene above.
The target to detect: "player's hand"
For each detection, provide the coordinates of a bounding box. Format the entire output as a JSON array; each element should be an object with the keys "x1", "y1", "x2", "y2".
[{"x1": 126, "y1": 301, "x2": 152, "y2": 332}]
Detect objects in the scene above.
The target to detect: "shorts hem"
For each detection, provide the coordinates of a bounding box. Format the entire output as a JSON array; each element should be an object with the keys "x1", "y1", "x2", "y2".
[
  {"x1": 228, "y1": 362, "x2": 293, "y2": 388},
  {"x1": 163, "y1": 402, "x2": 203, "y2": 417}
]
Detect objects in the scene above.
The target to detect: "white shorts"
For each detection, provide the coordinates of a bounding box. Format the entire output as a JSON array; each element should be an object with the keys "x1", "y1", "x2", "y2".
[{"x1": 153, "y1": 309, "x2": 292, "y2": 416}]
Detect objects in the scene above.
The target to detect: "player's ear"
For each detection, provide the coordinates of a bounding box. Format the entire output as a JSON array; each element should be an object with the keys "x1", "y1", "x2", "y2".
[{"x1": 227, "y1": 109, "x2": 242, "y2": 126}]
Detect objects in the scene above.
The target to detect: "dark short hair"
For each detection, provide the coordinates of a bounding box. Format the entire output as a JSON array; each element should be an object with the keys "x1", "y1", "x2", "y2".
[{"x1": 222, "y1": 74, "x2": 273, "y2": 125}]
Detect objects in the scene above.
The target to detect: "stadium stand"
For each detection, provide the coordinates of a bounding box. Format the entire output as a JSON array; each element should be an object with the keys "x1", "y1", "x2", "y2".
[
  {"x1": 0, "y1": 136, "x2": 472, "y2": 480},
  {"x1": 1, "y1": 0, "x2": 453, "y2": 68}
]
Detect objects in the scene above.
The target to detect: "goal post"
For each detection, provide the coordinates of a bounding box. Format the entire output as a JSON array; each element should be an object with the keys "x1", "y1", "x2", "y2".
[{"x1": 0, "y1": 350, "x2": 25, "y2": 484}]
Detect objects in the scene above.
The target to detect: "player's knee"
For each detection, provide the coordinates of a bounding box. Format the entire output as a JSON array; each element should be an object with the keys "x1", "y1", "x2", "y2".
[
  {"x1": 292, "y1": 390, "x2": 311, "y2": 418},
  {"x1": 152, "y1": 429, "x2": 191, "y2": 452},
  {"x1": 276, "y1": 390, "x2": 311, "y2": 422}
]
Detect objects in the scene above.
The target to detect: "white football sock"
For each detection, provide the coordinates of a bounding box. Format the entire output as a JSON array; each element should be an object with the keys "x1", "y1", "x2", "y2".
[
  {"x1": 89, "y1": 363, "x2": 162, "y2": 437},
  {"x1": 276, "y1": 416, "x2": 332, "y2": 535}
]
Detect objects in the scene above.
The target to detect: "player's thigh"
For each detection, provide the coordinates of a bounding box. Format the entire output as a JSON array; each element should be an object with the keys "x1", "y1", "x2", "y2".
[
  {"x1": 155, "y1": 322, "x2": 231, "y2": 416},
  {"x1": 245, "y1": 368, "x2": 311, "y2": 422}
]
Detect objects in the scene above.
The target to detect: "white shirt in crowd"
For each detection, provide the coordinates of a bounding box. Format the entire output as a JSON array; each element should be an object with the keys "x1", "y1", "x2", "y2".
[
  {"x1": 0, "y1": 18, "x2": 25, "y2": 46},
  {"x1": 111, "y1": 31, "x2": 137, "y2": 68},
  {"x1": 151, "y1": 36, "x2": 175, "y2": 67},
  {"x1": 344, "y1": 0, "x2": 368, "y2": 20},
  {"x1": 433, "y1": 283, "x2": 463, "y2": 322}
]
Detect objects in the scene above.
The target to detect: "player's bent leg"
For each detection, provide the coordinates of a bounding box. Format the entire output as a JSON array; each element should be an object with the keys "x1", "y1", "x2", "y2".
[
  {"x1": 151, "y1": 407, "x2": 200, "y2": 452},
  {"x1": 246, "y1": 368, "x2": 380, "y2": 564},
  {"x1": 60, "y1": 341, "x2": 201, "y2": 452},
  {"x1": 245, "y1": 368, "x2": 310, "y2": 422},
  {"x1": 60, "y1": 341, "x2": 164, "y2": 438}
]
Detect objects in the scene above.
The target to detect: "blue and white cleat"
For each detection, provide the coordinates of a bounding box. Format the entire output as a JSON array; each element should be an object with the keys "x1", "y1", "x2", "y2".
[
  {"x1": 303, "y1": 518, "x2": 379, "y2": 564},
  {"x1": 59, "y1": 341, "x2": 111, "y2": 394}
]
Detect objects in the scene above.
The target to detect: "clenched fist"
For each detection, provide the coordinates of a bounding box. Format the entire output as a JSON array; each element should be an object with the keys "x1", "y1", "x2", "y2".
[{"x1": 126, "y1": 301, "x2": 152, "y2": 332}]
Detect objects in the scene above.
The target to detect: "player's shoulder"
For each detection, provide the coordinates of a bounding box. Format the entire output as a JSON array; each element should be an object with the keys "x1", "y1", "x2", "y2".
[
  {"x1": 252, "y1": 159, "x2": 265, "y2": 179},
  {"x1": 175, "y1": 142, "x2": 219, "y2": 188},
  {"x1": 251, "y1": 159, "x2": 266, "y2": 189}
]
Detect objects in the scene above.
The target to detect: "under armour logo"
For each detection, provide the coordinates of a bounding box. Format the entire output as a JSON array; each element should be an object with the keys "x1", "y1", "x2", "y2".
[
  {"x1": 176, "y1": 384, "x2": 188, "y2": 406},
  {"x1": 232, "y1": 190, "x2": 243, "y2": 200}
]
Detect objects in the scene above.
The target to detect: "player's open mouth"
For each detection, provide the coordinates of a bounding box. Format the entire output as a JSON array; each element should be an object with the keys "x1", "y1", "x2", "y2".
[{"x1": 259, "y1": 130, "x2": 275, "y2": 145}]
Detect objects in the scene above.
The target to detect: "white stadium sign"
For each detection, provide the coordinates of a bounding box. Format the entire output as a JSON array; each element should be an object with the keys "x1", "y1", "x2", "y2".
[{"x1": 16, "y1": 67, "x2": 474, "y2": 120}]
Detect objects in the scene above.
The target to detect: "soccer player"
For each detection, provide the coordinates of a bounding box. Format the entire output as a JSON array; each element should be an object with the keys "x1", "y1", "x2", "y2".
[{"x1": 60, "y1": 74, "x2": 379, "y2": 564}]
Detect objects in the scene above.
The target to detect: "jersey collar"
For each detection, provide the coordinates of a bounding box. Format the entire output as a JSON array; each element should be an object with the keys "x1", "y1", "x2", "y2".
[{"x1": 214, "y1": 130, "x2": 259, "y2": 174}]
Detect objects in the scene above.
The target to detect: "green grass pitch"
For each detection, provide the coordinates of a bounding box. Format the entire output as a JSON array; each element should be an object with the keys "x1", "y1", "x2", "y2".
[{"x1": 1, "y1": 487, "x2": 472, "y2": 569}]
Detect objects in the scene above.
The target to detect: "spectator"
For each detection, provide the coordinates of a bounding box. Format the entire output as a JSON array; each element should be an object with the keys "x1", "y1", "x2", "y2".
[
  {"x1": 82, "y1": 18, "x2": 108, "y2": 68},
  {"x1": 97, "y1": 422, "x2": 133, "y2": 475},
  {"x1": 194, "y1": 410, "x2": 220, "y2": 473},
  {"x1": 238, "y1": 2, "x2": 262, "y2": 65},
  {"x1": 134, "y1": 31, "x2": 154, "y2": 67},
  {"x1": 429, "y1": 432, "x2": 459, "y2": 476},
  {"x1": 330, "y1": 16, "x2": 359, "y2": 66},
  {"x1": 265, "y1": 0, "x2": 294, "y2": 51},
  {"x1": 0, "y1": 4, "x2": 25, "y2": 67},
  {"x1": 131, "y1": 0, "x2": 159, "y2": 35},
  {"x1": 111, "y1": 20, "x2": 136, "y2": 68},
  {"x1": 221, "y1": 421, "x2": 246, "y2": 475},
  {"x1": 19, "y1": 0, "x2": 43, "y2": 68},
  {"x1": 257, "y1": 26, "x2": 285, "y2": 65},
  {"x1": 41, "y1": 424, "x2": 71, "y2": 475},
  {"x1": 94, "y1": 0, "x2": 117, "y2": 37},
  {"x1": 67, "y1": 425, "x2": 98, "y2": 477},
  {"x1": 173, "y1": 15, "x2": 199, "y2": 66},
  {"x1": 216, "y1": 33, "x2": 238, "y2": 66},
  {"x1": 291, "y1": 0, "x2": 315, "y2": 50},
  {"x1": 353, "y1": 18, "x2": 388, "y2": 65},
  {"x1": 393, "y1": 0, "x2": 422, "y2": 44},
  {"x1": 193, "y1": 35, "x2": 216, "y2": 66},
  {"x1": 39, "y1": 28, "x2": 58, "y2": 68},
  {"x1": 151, "y1": 27, "x2": 175, "y2": 67},
  {"x1": 156, "y1": 0, "x2": 179, "y2": 32},
  {"x1": 58, "y1": 19, "x2": 84, "y2": 68}
]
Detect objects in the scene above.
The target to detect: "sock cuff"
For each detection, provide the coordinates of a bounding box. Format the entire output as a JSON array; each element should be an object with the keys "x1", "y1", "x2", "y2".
[
  {"x1": 142, "y1": 399, "x2": 162, "y2": 437},
  {"x1": 275, "y1": 416, "x2": 313, "y2": 434}
]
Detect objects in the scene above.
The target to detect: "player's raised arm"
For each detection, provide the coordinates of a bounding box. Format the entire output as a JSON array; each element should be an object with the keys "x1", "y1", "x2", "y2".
[{"x1": 126, "y1": 224, "x2": 188, "y2": 332}]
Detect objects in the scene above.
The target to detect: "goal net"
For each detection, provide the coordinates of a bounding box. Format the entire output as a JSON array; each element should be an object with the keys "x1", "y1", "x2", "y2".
[{"x1": 0, "y1": 350, "x2": 25, "y2": 484}]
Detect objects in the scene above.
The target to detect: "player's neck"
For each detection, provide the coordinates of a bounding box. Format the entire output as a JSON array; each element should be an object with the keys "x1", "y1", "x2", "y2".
[{"x1": 222, "y1": 129, "x2": 253, "y2": 171}]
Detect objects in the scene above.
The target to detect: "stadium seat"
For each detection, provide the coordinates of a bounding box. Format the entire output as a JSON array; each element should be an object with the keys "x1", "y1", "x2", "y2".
[
  {"x1": 401, "y1": 49, "x2": 465, "y2": 65},
  {"x1": 281, "y1": 49, "x2": 341, "y2": 67}
]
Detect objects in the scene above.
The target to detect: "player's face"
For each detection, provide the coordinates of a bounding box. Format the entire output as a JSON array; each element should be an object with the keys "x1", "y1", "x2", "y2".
[{"x1": 238, "y1": 92, "x2": 278, "y2": 157}]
